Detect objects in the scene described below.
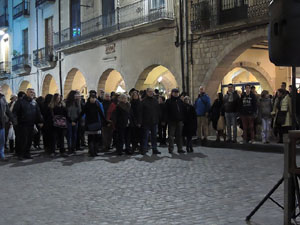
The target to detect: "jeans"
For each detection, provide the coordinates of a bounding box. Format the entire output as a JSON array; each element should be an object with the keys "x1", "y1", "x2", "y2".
[
  {"x1": 158, "y1": 123, "x2": 167, "y2": 145},
  {"x1": 88, "y1": 134, "x2": 100, "y2": 156},
  {"x1": 261, "y1": 118, "x2": 271, "y2": 142},
  {"x1": 52, "y1": 127, "x2": 66, "y2": 154},
  {"x1": 168, "y1": 121, "x2": 183, "y2": 151},
  {"x1": 225, "y1": 112, "x2": 237, "y2": 141},
  {"x1": 0, "y1": 128, "x2": 5, "y2": 158},
  {"x1": 142, "y1": 125, "x2": 158, "y2": 151},
  {"x1": 116, "y1": 127, "x2": 131, "y2": 153},
  {"x1": 67, "y1": 122, "x2": 78, "y2": 152}
]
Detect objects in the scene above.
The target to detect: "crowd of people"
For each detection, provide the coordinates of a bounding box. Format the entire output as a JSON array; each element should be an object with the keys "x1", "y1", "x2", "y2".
[{"x1": 0, "y1": 81, "x2": 297, "y2": 161}]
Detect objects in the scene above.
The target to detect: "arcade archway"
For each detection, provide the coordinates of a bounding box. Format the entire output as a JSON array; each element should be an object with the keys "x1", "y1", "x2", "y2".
[
  {"x1": 135, "y1": 65, "x2": 178, "y2": 94},
  {"x1": 64, "y1": 68, "x2": 87, "y2": 99},
  {"x1": 1, "y1": 84, "x2": 12, "y2": 102},
  {"x1": 98, "y1": 69, "x2": 126, "y2": 93},
  {"x1": 19, "y1": 81, "x2": 32, "y2": 93},
  {"x1": 42, "y1": 74, "x2": 59, "y2": 97}
]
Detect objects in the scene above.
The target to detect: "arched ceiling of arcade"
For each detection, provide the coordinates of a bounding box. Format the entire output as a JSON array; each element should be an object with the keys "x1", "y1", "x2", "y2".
[
  {"x1": 1, "y1": 84, "x2": 12, "y2": 102},
  {"x1": 64, "y1": 68, "x2": 87, "y2": 98},
  {"x1": 19, "y1": 81, "x2": 32, "y2": 93},
  {"x1": 42, "y1": 74, "x2": 58, "y2": 97}
]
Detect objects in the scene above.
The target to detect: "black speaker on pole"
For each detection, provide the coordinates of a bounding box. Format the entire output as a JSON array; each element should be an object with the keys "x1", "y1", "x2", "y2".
[{"x1": 269, "y1": 0, "x2": 300, "y2": 67}]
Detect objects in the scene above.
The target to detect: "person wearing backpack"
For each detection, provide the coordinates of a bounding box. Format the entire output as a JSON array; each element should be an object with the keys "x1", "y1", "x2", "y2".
[{"x1": 194, "y1": 86, "x2": 211, "y2": 143}]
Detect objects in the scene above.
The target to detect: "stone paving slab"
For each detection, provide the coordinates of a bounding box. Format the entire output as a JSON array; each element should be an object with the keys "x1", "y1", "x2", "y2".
[{"x1": 0, "y1": 147, "x2": 293, "y2": 225}]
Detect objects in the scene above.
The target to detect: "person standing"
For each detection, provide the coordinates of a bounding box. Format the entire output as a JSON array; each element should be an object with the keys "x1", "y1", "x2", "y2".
[
  {"x1": 130, "y1": 91, "x2": 142, "y2": 153},
  {"x1": 195, "y1": 86, "x2": 211, "y2": 143},
  {"x1": 239, "y1": 84, "x2": 257, "y2": 144},
  {"x1": 272, "y1": 88, "x2": 292, "y2": 143},
  {"x1": 223, "y1": 84, "x2": 240, "y2": 143},
  {"x1": 210, "y1": 93, "x2": 226, "y2": 142},
  {"x1": 41, "y1": 94, "x2": 53, "y2": 154},
  {"x1": 259, "y1": 90, "x2": 272, "y2": 144},
  {"x1": 158, "y1": 96, "x2": 167, "y2": 147},
  {"x1": 65, "y1": 90, "x2": 81, "y2": 155},
  {"x1": 182, "y1": 96, "x2": 197, "y2": 153},
  {"x1": 81, "y1": 92, "x2": 106, "y2": 157},
  {"x1": 139, "y1": 88, "x2": 161, "y2": 155},
  {"x1": 13, "y1": 88, "x2": 43, "y2": 160},
  {"x1": 102, "y1": 93, "x2": 113, "y2": 152},
  {"x1": 165, "y1": 88, "x2": 185, "y2": 153},
  {"x1": 0, "y1": 87, "x2": 15, "y2": 161},
  {"x1": 50, "y1": 94, "x2": 68, "y2": 156}
]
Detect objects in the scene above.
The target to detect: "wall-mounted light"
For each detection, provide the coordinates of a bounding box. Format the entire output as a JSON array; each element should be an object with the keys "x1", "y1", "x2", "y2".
[{"x1": 158, "y1": 76, "x2": 163, "y2": 83}]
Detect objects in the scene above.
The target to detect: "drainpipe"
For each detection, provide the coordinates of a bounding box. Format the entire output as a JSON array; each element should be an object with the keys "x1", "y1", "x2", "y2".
[
  {"x1": 179, "y1": 0, "x2": 185, "y2": 92},
  {"x1": 36, "y1": 6, "x2": 40, "y2": 96},
  {"x1": 190, "y1": 34, "x2": 194, "y2": 101},
  {"x1": 58, "y1": 0, "x2": 63, "y2": 95},
  {"x1": 184, "y1": 0, "x2": 189, "y2": 96}
]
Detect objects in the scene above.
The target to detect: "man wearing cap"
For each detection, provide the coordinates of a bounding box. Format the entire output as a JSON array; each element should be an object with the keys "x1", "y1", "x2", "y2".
[
  {"x1": 165, "y1": 88, "x2": 185, "y2": 153},
  {"x1": 195, "y1": 86, "x2": 211, "y2": 143}
]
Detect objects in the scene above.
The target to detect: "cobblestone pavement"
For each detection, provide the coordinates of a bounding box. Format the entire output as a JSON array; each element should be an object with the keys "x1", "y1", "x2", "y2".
[{"x1": 0, "y1": 146, "x2": 290, "y2": 225}]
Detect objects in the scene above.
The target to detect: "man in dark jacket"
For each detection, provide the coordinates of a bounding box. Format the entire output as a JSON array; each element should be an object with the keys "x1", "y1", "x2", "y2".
[
  {"x1": 240, "y1": 84, "x2": 257, "y2": 144},
  {"x1": 165, "y1": 88, "x2": 185, "y2": 153},
  {"x1": 13, "y1": 88, "x2": 43, "y2": 159},
  {"x1": 139, "y1": 88, "x2": 161, "y2": 155},
  {"x1": 158, "y1": 96, "x2": 167, "y2": 147},
  {"x1": 0, "y1": 87, "x2": 15, "y2": 161},
  {"x1": 223, "y1": 84, "x2": 240, "y2": 143}
]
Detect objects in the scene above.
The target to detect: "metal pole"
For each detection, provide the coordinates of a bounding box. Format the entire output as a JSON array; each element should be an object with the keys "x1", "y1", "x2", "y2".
[{"x1": 292, "y1": 66, "x2": 297, "y2": 129}]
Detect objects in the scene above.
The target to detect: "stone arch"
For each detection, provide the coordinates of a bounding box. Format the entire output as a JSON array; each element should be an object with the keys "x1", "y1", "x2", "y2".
[
  {"x1": 64, "y1": 68, "x2": 87, "y2": 99},
  {"x1": 42, "y1": 74, "x2": 59, "y2": 97},
  {"x1": 229, "y1": 61, "x2": 274, "y2": 92},
  {"x1": 19, "y1": 80, "x2": 32, "y2": 93},
  {"x1": 202, "y1": 29, "x2": 268, "y2": 97},
  {"x1": 135, "y1": 65, "x2": 178, "y2": 94},
  {"x1": 98, "y1": 69, "x2": 126, "y2": 93},
  {"x1": 1, "y1": 84, "x2": 12, "y2": 102}
]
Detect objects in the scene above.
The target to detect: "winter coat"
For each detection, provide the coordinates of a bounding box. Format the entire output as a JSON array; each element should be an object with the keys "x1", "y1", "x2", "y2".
[
  {"x1": 130, "y1": 99, "x2": 141, "y2": 127},
  {"x1": 102, "y1": 100, "x2": 111, "y2": 118},
  {"x1": 159, "y1": 103, "x2": 167, "y2": 123},
  {"x1": 272, "y1": 94, "x2": 292, "y2": 127},
  {"x1": 165, "y1": 96, "x2": 184, "y2": 122},
  {"x1": 209, "y1": 99, "x2": 224, "y2": 130},
  {"x1": 140, "y1": 96, "x2": 160, "y2": 127},
  {"x1": 113, "y1": 102, "x2": 132, "y2": 129},
  {"x1": 81, "y1": 101, "x2": 105, "y2": 129},
  {"x1": 13, "y1": 96, "x2": 43, "y2": 126},
  {"x1": 41, "y1": 105, "x2": 53, "y2": 129},
  {"x1": 239, "y1": 92, "x2": 257, "y2": 116},
  {"x1": 182, "y1": 103, "x2": 197, "y2": 137},
  {"x1": 223, "y1": 91, "x2": 240, "y2": 113},
  {"x1": 195, "y1": 93, "x2": 211, "y2": 116},
  {"x1": 66, "y1": 104, "x2": 81, "y2": 123},
  {"x1": 0, "y1": 94, "x2": 14, "y2": 128},
  {"x1": 259, "y1": 97, "x2": 272, "y2": 119}
]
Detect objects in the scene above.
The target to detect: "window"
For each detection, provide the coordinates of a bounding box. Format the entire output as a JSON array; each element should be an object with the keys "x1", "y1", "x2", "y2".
[
  {"x1": 70, "y1": 0, "x2": 81, "y2": 38},
  {"x1": 150, "y1": 0, "x2": 165, "y2": 9},
  {"x1": 22, "y1": 28, "x2": 28, "y2": 55},
  {"x1": 45, "y1": 17, "x2": 53, "y2": 47},
  {"x1": 102, "y1": 0, "x2": 115, "y2": 28}
]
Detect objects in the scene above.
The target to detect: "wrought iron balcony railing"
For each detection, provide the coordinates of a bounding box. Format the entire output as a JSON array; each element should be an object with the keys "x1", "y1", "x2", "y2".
[
  {"x1": 0, "y1": 14, "x2": 8, "y2": 28},
  {"x1": 54, "y1": 0, "x2": 174, "y2": 49},
  {"x1": 191, "y1": 0, "x2": 270, "y2": 33},
  {"x1": 13, "y1": 1, "x2": 30, "y2": 19},
  {"x1": 33, "y1": 46, "x2": 57, "y2": 69},
  {"x1": 0, "y1": 61, "x2": 10, "y2": 74},
  {"x1": 36, "y1": 0, "x2": 55, "y2": 8},
  {"x1": 12, "y1": 54, "x2": 31, "y2": 73}
]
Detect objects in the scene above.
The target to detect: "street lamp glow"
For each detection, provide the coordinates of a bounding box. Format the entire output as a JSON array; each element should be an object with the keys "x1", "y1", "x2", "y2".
[{"x1": 157, "y1": 76, "x2": 162, "y2": 83}]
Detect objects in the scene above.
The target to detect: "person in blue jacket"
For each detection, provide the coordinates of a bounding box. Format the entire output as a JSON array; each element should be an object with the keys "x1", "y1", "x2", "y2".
[{"x1": 194, "y1": 86, "x2": 211, "y2": 143}]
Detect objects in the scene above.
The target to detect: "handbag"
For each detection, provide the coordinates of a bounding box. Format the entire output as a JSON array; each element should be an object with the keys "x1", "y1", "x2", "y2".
[
  {"x1": 217, "y1": 115, "x2": 225, "y2": 130},
  {"x1": 275, "y1": 111, "x2": 287, "y2": 126},
  {"x1": 53, "y1": 115, "x2": 67, "y2": 128},
  {"x1": 86, "y1": 122, "x2": 101, "y2": 131}
]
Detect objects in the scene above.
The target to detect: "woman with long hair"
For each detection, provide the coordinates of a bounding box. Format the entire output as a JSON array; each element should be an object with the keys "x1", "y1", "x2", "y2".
[
  {"x1": 65, "y1": 90, "x2": 81, "y2": 154},
  {"x1": 50, "y1": 93, "x2": 68, "y2": 156}
]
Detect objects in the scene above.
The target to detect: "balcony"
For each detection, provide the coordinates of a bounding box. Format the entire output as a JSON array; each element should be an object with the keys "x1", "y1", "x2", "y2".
[
  {"x1": 0, "y1": 61, "x2": 11, "y2": 80},
  {"x1": 33, "y1": 46, "x2": 57, "y2": 70},
  {"x1": 12, "y1": 54, "x2": 31, "y2": 75},
  {"x1": 191, "y1": 0, "x2": 270, "y2": 35},
  {"x1": 36, "y1": 0, "x2": 55, "y2": 8},
  {"x1": 13, "y1": 1, "x2": 30, "y2": 20},
  {"x1": 0, "y1": 14, "x2": 8, "y2": 29},
  {"x1": 54, "y1": 0, "x2": 174, "y2": 53}
]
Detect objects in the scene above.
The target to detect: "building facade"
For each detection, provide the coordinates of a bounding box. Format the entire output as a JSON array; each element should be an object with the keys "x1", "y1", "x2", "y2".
[
  {"x1": 0, "y1": 0, "x2": 183, "y2": 101},
  {"x1": 189, "y1": 0, "x2": 296, "y2": 99}
]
